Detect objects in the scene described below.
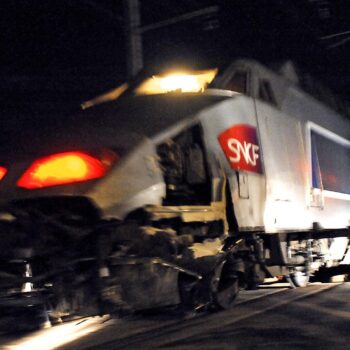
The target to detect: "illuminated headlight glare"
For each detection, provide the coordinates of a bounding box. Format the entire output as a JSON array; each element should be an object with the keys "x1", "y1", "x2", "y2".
[{"x1": 17, "y1": 151, "x2": 117, "y2": 189}]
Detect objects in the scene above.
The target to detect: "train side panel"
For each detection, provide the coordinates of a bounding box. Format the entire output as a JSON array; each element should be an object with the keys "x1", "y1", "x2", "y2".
[
  {"x1": 240, "y1": 60, "x2": 350, "y2": 232},
  {"x1": 255, "y1": 100, "x2": 311, "y2": 231},
  {"x1": 283, "y1": 90, "x2": 350, "y2": 229},
  {"x1": 199, "y1": 95, "x2": 266, "y2": 230}
]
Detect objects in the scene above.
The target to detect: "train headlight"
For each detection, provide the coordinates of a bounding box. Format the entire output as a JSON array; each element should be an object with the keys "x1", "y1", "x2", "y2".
[
  {"x1": 135, "y1": 68, "x2": 218, "y2": 95},
  {"x1": 17, "y1": 150, "x2": 117, "y2": 189}
]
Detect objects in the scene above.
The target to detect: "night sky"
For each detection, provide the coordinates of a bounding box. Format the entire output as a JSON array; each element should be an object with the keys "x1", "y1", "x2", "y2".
[{"x1": 1, "y1": 0, "x2": 350, "y2": 113}]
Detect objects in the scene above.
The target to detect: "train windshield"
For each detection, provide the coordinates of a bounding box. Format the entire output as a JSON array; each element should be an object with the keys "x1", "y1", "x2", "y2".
[{"x1": 134, "y1": 68, "x2": 218, "y2": 95}]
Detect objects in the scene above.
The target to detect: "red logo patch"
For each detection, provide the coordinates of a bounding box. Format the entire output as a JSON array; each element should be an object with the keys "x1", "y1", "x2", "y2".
[{"x1": 218, "y1": 124, "x2": 263, "y2": 174}]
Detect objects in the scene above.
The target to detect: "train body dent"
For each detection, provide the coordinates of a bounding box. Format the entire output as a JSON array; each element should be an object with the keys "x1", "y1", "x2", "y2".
[{"x1": 0, "y1": 59, "x2": 349, "y2": 328}]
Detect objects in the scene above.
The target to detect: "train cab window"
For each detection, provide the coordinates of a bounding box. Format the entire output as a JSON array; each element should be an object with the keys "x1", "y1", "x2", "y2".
[
  {"x1": 157, "y1": 125, "x2": 212, "y2": 205},
  {"x1": 224, "y1": 70, "x2": 248, "y2": 94},
  {"x1": 311, "y1": 129, "x2": 350, "y2": 195},
  {"x1": 259, "y1": 79, "x2": 277, "y2": 106}
]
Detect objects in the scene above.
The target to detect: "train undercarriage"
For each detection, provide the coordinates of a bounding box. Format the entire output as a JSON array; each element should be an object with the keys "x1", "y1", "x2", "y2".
[
  {"x1": 0, "y1": 199, "x2": 242, "y2": 331},
  {"x1": 1, "y1": 195, "x2": 349, "y2": 332}
]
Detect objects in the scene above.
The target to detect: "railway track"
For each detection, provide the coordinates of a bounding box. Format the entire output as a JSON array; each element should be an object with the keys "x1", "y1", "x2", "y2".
[{"x1": 0, "y1": 282, "x2": 341, "y2": 350}]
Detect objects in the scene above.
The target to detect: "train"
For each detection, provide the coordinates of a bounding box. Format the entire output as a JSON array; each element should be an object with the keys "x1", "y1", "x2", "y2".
[{"x1": 0, "y1": 59, "x2": 349, "y2": 330}]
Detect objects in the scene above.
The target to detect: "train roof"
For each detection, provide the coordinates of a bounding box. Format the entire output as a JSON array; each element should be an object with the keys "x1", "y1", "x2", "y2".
[{"x1": 82, "y1": 59, "x2": 350, "y2": 122}]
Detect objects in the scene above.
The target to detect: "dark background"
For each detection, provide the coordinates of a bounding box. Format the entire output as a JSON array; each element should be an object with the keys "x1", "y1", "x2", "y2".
[{"x1": 1, "y1": 0, "x2": 349, "y2": 115}]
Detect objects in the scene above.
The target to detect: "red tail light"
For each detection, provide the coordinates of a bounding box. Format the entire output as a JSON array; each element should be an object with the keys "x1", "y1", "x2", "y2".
[
  {"x1": 17, "y1": 151, "x2": 115, "y2": 189},
  {"x1": 0, "y1": 166, "x2": 7, "y2": 181}
]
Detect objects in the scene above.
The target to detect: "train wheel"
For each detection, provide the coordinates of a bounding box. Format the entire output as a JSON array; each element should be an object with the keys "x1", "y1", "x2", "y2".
[
  {"x1": 210, "y1": 259, "x2": 239, "y2": 310},
  {"x1": 289, "y1": 267, "x2": 310, "y2": 288},
  {"x1": 287, "y1": 239, "x2": 312, "y2": 288}
]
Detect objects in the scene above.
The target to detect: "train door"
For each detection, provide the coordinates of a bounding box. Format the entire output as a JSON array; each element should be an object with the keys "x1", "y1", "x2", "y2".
[{"x1": 254, "y1": 78, "x2": 309, "y2": 231}]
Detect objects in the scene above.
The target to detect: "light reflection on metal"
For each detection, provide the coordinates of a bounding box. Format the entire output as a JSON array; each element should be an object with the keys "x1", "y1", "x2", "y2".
[
  {"x1": 81, "y1": 83, "x2": 129, "y2": 110},
  {"x1": 3, "y1": 316, "x2": 109, "y2": 350},
  {"x1": 22, "y1": 263, "x2": 33, "y2": 293},
  {"x1": 135, "y1": 68, "x2": 218, "y2": 95}
]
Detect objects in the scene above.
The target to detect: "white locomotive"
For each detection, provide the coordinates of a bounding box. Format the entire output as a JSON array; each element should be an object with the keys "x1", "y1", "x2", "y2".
[{"x1": 0, "y1": 59, "x2": 349, "y2": 329}]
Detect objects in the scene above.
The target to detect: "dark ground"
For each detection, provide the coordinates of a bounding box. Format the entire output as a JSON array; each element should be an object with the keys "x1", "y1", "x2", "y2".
[{"x1": 3, "y1": 282, "x2": 350, "y2": 350}]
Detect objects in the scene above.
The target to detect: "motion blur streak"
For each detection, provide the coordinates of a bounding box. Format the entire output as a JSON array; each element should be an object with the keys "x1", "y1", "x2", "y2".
[{"x1": 3, "y1": 316, "x2": 109, "y2": 350}]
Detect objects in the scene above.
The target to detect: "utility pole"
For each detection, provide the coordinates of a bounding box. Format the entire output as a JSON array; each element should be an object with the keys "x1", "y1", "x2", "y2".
[
  {"x1": 123, "y1": 1, "x2": 219, "y2": 78},
  {"x1": 124, "y1": 0, "x2": 143, "y2": 79}
]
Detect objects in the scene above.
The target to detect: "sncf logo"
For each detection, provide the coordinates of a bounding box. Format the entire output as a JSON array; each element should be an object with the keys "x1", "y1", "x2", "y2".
[{"x1": 218, "y1": 124, "x2": 263, "y2": 174}]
